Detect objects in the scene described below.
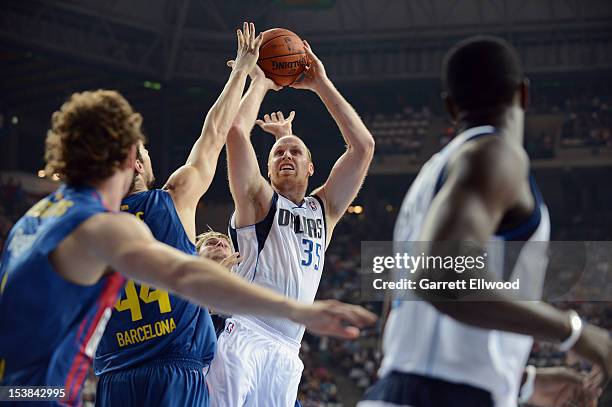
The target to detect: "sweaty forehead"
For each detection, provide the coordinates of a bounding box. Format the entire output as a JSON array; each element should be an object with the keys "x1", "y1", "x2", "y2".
[{"x1": 271, "y1": 136, "x2": 307, "y2": 152}]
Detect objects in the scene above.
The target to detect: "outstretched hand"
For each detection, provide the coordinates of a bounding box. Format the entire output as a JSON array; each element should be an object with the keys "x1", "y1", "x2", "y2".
[
  {"x1": 292, "y1": 299, "x2": 377, "y2": 339},
  {"x1": 231, "y1": 22, "x2": 263, "y2": 74},
  {"x1": 227, "y1": 23, "x2": 282, "y2": 92},
  {"x1": 255, "y1": 111, "x2": 295, "y2": 140}
]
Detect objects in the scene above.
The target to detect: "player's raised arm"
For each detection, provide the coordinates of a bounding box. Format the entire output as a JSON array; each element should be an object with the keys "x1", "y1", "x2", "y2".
[
  {"x1": 292, "y1": 41, "x2": 375, "y2": 235},
  {"x1": 226, "y1": 63, "x2": 281, "y2": 227},
  {"x1": 78, "y1": 212, "x2": 376, "y2": 339},
  {"x1": 413, "y1": 136, "x2": 612, "y2": 383},
  {"x1": 163, "y1": 22, "x2": 262, "y2": 216}
]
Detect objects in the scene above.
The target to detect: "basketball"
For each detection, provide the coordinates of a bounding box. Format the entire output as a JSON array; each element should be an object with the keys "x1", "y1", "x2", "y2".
[{"x1": 258, "y1": 28, "x2": 307, "y2": 86}]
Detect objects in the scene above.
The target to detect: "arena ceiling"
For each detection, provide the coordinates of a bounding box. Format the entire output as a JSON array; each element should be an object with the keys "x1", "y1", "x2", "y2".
[{"x1": 1, "y1": 0, "x2": 611, "y2": 126}]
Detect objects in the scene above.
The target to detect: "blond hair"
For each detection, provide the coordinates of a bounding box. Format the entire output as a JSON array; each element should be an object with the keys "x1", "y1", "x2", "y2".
[{"x1": 196, "y1": 229, "x2": 231, "y2": 253}]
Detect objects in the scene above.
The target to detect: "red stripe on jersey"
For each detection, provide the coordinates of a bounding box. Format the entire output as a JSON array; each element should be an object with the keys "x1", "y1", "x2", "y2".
[{"x1": 64, "y1": 273, "x2": 125, "y2": 403}]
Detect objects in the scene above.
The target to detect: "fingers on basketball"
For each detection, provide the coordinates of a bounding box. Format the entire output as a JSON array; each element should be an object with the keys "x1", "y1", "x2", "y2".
[
  {"x1": 302, "y1": 40, "x2": 317, "y2": 62},
  {"x1": 289, "y1": 72, "x2": 307, "y2": 88}
]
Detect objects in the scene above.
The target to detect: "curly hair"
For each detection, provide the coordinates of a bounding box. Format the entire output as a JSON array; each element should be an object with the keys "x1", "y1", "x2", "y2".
[
  {"x1": 45, "y1": 90, "x2": 145, "y2": 186},
  {"x1": 196, "y1": 229, "x2": 232, "y2": 254}
]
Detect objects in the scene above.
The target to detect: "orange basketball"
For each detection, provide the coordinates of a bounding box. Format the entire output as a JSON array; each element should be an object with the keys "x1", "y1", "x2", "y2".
[{"x1": 258, "y1": 28, "x2": 307, "y2": 86}]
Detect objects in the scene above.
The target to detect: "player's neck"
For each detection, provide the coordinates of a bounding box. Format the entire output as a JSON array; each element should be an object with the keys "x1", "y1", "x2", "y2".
[
  {"x1": 90, "y1": 173, "x2": 130, "y2": 211},
  {"x1": 274, "y1": 182, "x2": 307, "y2": 205},
  {"x1": 457, "y1": 105, "x2": 524, "y2": 146},
  {"x1": 129, "y1": 176, "x2": 149, "y2": 196}
]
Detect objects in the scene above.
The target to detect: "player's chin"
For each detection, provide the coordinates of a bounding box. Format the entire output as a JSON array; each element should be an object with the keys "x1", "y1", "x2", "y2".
[{"x1": 277, "y1": 169, "x2": 296, "y2": 177}]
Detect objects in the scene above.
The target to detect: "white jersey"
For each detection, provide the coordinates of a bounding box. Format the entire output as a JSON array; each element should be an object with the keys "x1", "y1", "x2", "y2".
[
  {"x1": 229, "y1": 192, "x2": 327, "y2": 344},
  {"x1": 380, "y1": 126, "x2": 550, "y2": 407}
]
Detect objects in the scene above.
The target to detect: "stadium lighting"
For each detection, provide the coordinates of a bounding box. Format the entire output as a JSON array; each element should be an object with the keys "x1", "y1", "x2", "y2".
[
  {"x1": 37, "y1": 170, "x2": 45, "y2": 178},
  {"x1": 144, "y1": 81, "x2": 162, "y2": 90}
]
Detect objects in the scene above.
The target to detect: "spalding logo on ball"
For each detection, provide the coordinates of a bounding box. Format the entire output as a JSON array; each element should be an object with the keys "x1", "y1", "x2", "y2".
[{"x1": 258, "y1": 28, "x2": 307, "y2": 86}]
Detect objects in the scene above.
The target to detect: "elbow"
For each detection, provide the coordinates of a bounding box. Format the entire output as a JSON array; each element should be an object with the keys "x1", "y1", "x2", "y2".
[
  {"x1": 353, "y1": 136, "x2": 375, "y2": 158},
  {"x1": 228, "y1": 124, "x2": 247, "y2": 140},
  {"x1": 366, "y1": 136, "x2": 376, "y2": 156}
]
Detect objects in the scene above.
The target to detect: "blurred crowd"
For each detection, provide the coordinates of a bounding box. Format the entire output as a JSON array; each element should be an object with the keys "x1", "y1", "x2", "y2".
[
  {"x1": 560, "y1": 97, "x2": 612, "y2": 150},
  {"x1": 363, "y1": 106, "x2": 432, "y2": 162},
  {"x1": 349, "y1": 92, "x2": 612, "y2": 162}
]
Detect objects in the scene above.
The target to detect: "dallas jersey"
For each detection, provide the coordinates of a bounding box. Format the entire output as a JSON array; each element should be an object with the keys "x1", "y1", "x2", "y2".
[
  {"x1": 94, "y1": 189, "x2": 216, "y2": 374},
  {"x1": 0, "y1": 185, "x2": 125, "y2": 404},
  {"x1": 381, "y1": 126, "x2": 550, "y2": 407},
  {"x1": 228, "y1": 192, "x2": 327, "y2": 344}
]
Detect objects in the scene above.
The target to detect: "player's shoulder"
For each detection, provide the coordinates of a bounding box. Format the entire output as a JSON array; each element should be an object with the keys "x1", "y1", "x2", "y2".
[
  {"x1": 125, "y1": 188, "x2": 166, "y2": 201},
  {"x1": 452, "y1": 134, "x2": 529, "y2": 180}
]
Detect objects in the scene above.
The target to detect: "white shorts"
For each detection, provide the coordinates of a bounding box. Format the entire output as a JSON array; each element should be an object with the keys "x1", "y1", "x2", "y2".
[{"x1": 207, "y1": 317, "x2": 303, "y2": 407}]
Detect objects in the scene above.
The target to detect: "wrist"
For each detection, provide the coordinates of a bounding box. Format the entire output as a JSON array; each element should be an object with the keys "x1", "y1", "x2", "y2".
[
  {"x1": 279, "y1": 128, "x2": 293, "y2": 138},
  {"x1": 286, "y1": 301, "x2": 304, "y2": 322},
  {"x1": 558, "y1": 310, "x2": 583, "y2": 352},
  {"x1": 311, "y1": 77, "x2": 333, "y2": 94},
  {"x1": 231, "y1": 66, "x2": 249, "y2": 75}
]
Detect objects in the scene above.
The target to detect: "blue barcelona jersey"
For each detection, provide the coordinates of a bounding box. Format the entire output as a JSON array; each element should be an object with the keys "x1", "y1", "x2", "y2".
[
  {"x1": 94, "y1": 189, "x2": 216, "y2": 374},
  {"x1": 0, "y1": 185, "x2": 125, "y2": 403}
]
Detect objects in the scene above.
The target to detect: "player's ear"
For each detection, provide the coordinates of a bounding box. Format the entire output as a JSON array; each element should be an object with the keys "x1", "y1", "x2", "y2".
[
  {"x1": 308, "y1": 162, "x2": 314, "y2": 177},
  {"x1": 442, "y1": 92, "x2": 458, "y2": 123},
  {"x1": 135, "y1": 161, "x2": 145, "y2": 175},
  {"x1": 519, "y1": 78, "x2": 530, "y2": 111}
]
